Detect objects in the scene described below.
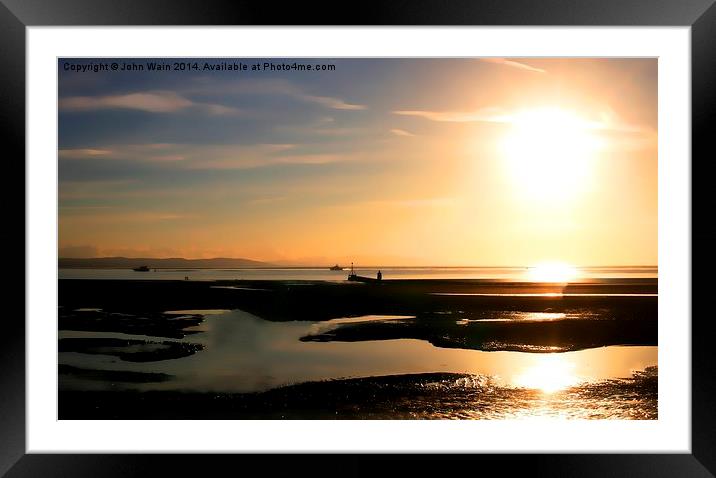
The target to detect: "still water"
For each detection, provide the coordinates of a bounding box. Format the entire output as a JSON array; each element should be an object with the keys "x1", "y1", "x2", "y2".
[{"x1": 59, "y1": 309, "x2": 657, "y2": 419}]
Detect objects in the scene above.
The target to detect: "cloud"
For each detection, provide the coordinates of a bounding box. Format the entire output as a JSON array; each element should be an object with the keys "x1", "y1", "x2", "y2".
[
  {"x1": 186, "y1": 78, "x2": 367, "y2": 111},
  {"x1": 329, "y1": 196, "x2": 456, "y2": 211},
  {"x1": 393, "y1": 107, "x2": 510, "y2": 123},
  {"x1": 273, "y1": 154, "x2": 343, "y2": 165},
  {"x1": 59, "y1": 142, "x2": 354, "y2": 170},
  {"x1": 188, "y1": 149, "x2": 351, "y2": 170},
  {"x1": 61, "y1": 209, "x2": 189, "y2": 224},
  {"x1": 58, "y1": 148, "x2": 113, "y2": 158},
  {"x1": 275, "y1": 116, "x2": 368, "y2": 137},
  {"x1": 301, "y1": 94, "x2": 367, "y2": 110},
  {"x1": 246, "y1": 196, "x2": 287, "y2": 205},
  {"x1": 149, "y1": 154, "x2": 186, "y2": 162},
  {"x1": 393, "y1": 104, "x2": 654, "y2": 143},
  {"x1": 59, "y1": 90, "x2": 239, "y2": 115},
  {"x1": 202, "y1": 103, "x2": 240, "y2": 116},
  {"x1": 313, "y1": 127, "x2": 367, "y2": 136},
  {"x1": 60, "y1": 91, "x2": 193, "y2": 113},
  {"x1": 480, "y1": 58, "x2": 547, "y2": 74},
  {"x1": 59, "y1": 144, "x2": 182, "y2": 161},
  {"x1": 368, "y1": 197, "x2": 455, "y2": 207},
  {"x1": 592, "y1": 107, "x2": 652, "y2": 135},
  {"x1": 390, "y1": 128, "x2": 415, "y2": 137}
]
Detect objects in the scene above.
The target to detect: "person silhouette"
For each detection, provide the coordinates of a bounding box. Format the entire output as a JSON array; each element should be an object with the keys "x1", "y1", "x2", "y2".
[{"x1": 377, "y1": 270, "x2": 382, "y2": 281}]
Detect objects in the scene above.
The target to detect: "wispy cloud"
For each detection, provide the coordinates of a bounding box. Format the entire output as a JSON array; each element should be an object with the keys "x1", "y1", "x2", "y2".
[
  {"x1": 59, "y1": 90, "x2": 239, "y2": 115},
  {"x1": 59, "y1": 142, "x2": 355, "y2": 170},
  {"x1": 389, "y1": 128, "x2": 416, "y2": 137},
  {"x1": 201, "y1": 103, "x2": 240, "y2": 115},
  {"x1": 300, "y1": 94, "x2": 367, "y2": 110},
  {"x1": 369, "y1": 197, "x2": 455, "y2": 208},
  {"x1": 61, "y1": 209, "x2": 189, "y2": 223},
  {"x1": 330, "y1": 196, "x2": 456, "y2": 210},
  {"x1": 58, "y1": 148, "x2": 113, "y2": 158},
  {"x1": 60, "y1": 91, "x2": 192, "y2": 113},
  {"x1": 59, "y1": 143, "x2": 187, "y2": 162},
  {"x1": 189, "y1": 150, "x2": 351, "y2": 170},
  {"x1": 275, "y1": 115, "x2": 368, "y2": 137},
  {"x1": 186, "y1": 78, "x2": 367, "y2": 111},
  {"x1": 391, "y1": 107, "x2": 653, "y2": 134},
  {"x1": 393, "y1": 107, "x2": 510, "y2": 123},
  {"x1": 245, "y1": 196, "x2": 287, "y2": 205},
  {"x1": 480, "y1": 58, "x2": 547, "y2": 74}
]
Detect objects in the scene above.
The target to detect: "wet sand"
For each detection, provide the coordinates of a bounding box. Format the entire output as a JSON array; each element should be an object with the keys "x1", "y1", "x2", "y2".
[
  {"x1": 59, "y1": 277, "x2": 656, "y2": 318},
  {"x1": 58, "y1": 278, "x2": 657, "y2": 419},
  {"x1": 59, "y1": 368, "x2": 657, "y2": 420},
  {"x1": 59, "y1": 278, "x2": 657, "y2": 353},
  {"x1": 59, "y1": 337, "x2": 204, "y2": 362}
]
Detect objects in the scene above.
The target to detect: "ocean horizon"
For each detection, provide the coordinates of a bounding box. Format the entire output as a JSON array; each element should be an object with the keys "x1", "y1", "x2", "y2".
[{"x1": 59, "y1": 265, "x2": 658, "y2": 281}]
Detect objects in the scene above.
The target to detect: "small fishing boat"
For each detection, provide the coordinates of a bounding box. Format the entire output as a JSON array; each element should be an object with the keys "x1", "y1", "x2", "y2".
[
  {"x1": 132, "y1": 265, "x2": 150, "y2": 272},
  {"x1": 329, "y1": 264, "x2": 344, "y2": 271},
  {"x1": 346, "y1": 262, "x2": 383, "y2": 282},
  {"x1": 347, "y1": 274, "x2": 379, "y2": 283}
]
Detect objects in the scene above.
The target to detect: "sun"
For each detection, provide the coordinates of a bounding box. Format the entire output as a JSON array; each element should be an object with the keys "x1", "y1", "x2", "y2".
[{"x1": 500, "y1": 107, "x2": 602, "y2": 200}]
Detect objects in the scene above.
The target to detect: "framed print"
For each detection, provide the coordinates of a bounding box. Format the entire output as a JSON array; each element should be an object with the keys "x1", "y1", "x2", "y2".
[{"x1": 4, "y1": 0, "x2": 714, "y2": 476}]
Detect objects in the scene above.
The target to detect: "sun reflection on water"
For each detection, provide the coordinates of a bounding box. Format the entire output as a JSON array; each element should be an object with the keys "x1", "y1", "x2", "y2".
[
  {"x1": 513, "y1": 354, "x2": 582, "y2": 393},
  {"x1": 526, "y1": 262, "x2": 579, "y2": 283}
]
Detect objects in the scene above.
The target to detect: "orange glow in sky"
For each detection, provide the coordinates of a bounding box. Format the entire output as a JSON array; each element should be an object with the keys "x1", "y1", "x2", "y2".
[{"x1": 58, "y1": 58, "x2": 657, "y2": 266}]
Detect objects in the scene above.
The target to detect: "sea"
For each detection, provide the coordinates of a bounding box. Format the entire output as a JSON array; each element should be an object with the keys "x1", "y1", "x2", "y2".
[{"x1": 58, "y1": 265, "x2": 657, "y2": 281}]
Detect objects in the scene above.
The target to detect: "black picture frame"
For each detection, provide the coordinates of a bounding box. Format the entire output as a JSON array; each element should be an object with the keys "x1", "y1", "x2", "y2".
[{"x1": 3, "y1": 0, "x2": 714, "y2": 476}]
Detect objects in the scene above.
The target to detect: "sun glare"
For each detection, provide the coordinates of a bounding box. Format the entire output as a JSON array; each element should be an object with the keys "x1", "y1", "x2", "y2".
[
  {"x1": 527, "y1": 262, "x2": 579, "y2": 283},
  {"x1": 514, "y1": 355, "x2": 581, "y2": 393},
  {"x1": 500, "y1": 107, "x2": 602, "y2": 200}
]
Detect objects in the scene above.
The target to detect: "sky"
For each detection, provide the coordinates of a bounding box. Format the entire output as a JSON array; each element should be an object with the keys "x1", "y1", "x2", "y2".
[{"x1": 58, "y1": 58, "x2": 657, "y2": 266}]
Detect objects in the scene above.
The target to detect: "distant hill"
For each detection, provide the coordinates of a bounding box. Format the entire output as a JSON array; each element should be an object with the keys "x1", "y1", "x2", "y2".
[{"x1": 58, "y1": 257, "x2": 273, "y2": 269}]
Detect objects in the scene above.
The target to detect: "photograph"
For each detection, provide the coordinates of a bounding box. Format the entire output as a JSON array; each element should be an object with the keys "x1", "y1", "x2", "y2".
[{"x1": 56, "y1": 56, "x2": 659, "y2": 420}]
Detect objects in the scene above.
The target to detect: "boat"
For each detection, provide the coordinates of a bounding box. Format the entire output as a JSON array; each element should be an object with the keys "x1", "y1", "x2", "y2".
[
  {"x1": 346, "y1": 262, "x2": 383, "y2": 283},
  {"x1": 347, "y1": 274, "x2": 379, "y2": 283},
  {"x1": 329, "y1": 264, "x2": 344, "y2": 271},
  {"x1": 132, "y1": 265, "x2": 150, "y2": 272}
]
